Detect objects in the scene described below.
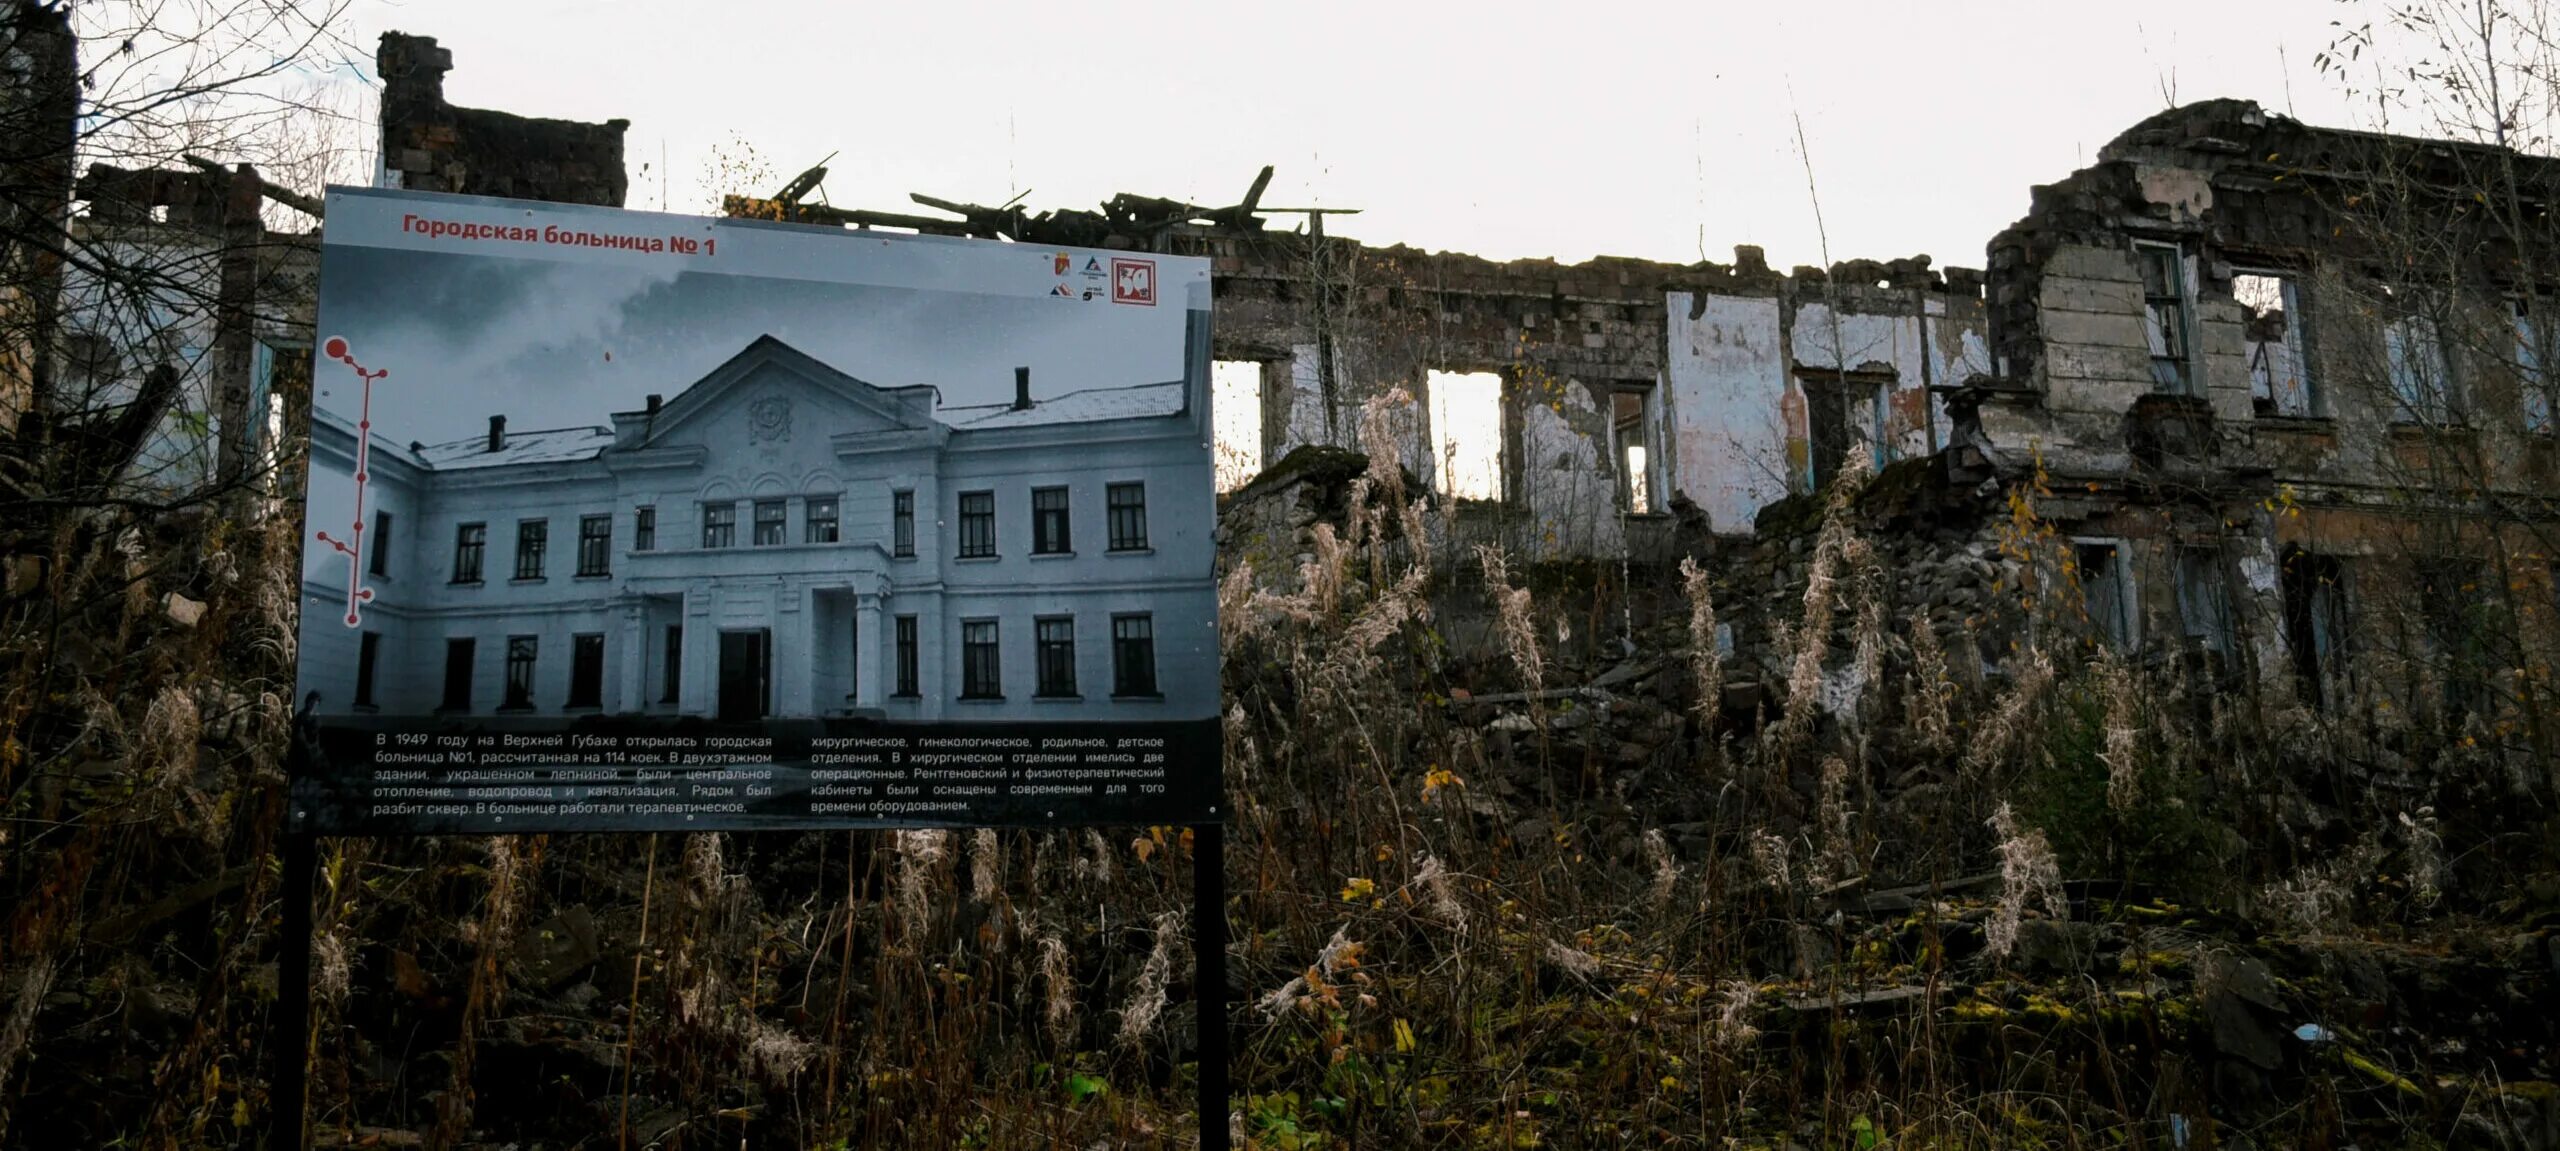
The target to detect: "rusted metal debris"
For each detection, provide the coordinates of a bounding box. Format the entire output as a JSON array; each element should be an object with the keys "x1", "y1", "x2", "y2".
[{"x1": 725, "y1": 162, "x2": 1357, "y2": 248}]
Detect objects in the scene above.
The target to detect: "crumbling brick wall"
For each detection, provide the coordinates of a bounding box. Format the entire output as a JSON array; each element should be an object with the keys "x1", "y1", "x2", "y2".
[
  {"x1": 0, "y1": 0, "x2": 75, "y2": 432},
  {"x1": 1205, "y1": 233, "x2": 1674, "y2": 560},
  {"x1": 1952, "y1": 97, "x2": 2560, "y2": 734},
  {"x1": 1206, "y1": 225, "x2": 1989, "y2": 562},
  {"x1": 377, "y1": 33, "x2": 629, "y2": 208}
]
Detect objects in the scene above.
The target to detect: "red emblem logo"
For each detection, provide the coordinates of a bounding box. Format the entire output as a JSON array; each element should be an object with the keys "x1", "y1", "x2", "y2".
[{"x1": 1111, "y1": 258, "x2": 1156, "y2": 306}]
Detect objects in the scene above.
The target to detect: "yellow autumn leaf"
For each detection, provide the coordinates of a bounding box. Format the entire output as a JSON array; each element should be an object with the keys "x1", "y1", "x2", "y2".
[
  {"x1": 1339, "y1": 876, "x2": 1376, "y2": 902},
  {"x1": 1393, "y1": 1017, "x2": 1417, "y2": 1053}
]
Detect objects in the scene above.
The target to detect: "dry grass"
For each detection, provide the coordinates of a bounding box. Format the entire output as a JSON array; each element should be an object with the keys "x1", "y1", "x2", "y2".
[{"x1": 0, "y1": 382, "x2": 2553, "y2": 1151}]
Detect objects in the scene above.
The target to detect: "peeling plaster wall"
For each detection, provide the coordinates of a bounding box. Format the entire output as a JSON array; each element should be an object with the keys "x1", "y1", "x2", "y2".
[
  {"x1": 1515, "y1": 381, "x2": 1624, "y2": 559},
  {"x1": 1666, "y1": 291, "x2": 1790, "y2": 534},
  {"x1": 1663, "y1": 284, "x2": 1991, "y2": 535}
]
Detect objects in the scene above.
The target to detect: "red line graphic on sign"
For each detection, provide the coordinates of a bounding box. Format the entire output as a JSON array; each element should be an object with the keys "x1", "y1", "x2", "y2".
[{"x1": 312, "y1": 336, "x2": 387, "y2": 627}]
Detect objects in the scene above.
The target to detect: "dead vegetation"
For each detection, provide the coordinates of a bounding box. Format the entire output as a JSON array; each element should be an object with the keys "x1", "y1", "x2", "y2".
[
  {"x1": 2, "y1": 4, "x2": 2560, "y2": 1147},
  {"x1": 0, "y1": 337, "x2": 2549, "y2": 1149}
]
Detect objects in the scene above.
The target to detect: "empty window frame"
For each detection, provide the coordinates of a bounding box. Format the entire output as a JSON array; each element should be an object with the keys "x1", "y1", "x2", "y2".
[
  {"x1": 568, "y1": 633, "x2": 605, "y2": 708},
  {"x1": 1035, "y1": 616, "x2": 1077, "y2": 697},
  {"x1": 1427, "y1": 370, "x2": 1503, "y2": 500},
  {"x1": 1107, "y1": 482, "x2": 1148, "y2": 551},
  {"x1": 1796, "y1": 367, "x2": 1899, "y2": 490},
  {"x1": 1612, "y1": 386, "x2": 1655, "y2": 513},
  {"x1": 514, "y1": 519, "x2": 548, "y2": 580},
  {"x1": 2280, "y1": 549, "x2": 2350, "y2": 711},
  {"x1": 806, "y1": 496, "x2": 840, "y2": 544},
  {"x1": 2384, "y1": 298, "x2": 2460, "y2": 424},
  {"x1": 452, "y1": 522, "x2": 486, "y2": 584},
  {"x1": 1212, "y1": 359, "x2": 1264, "y2": 492},
  {"x1": 2416, "y1": 558, "x2": 2490, "y2": 723},
  {"x1": 2075, "y1": 540, "x2": 2137, "y2": 650},
  {"x1": 958, "y1": 491, "x2": 996, "y2": 558},
  {"x1": 577, "y1": 514, "x2": 612, "y2": 577},
  {"x1": 960, "y1": 620, "x2": 1001, "y2": 698},
  {"x1": 752, "y1": 499, "x2": 787, "y2": 546},
  {"x1": 1112, "y1": 613, "x2": 1158, "y2": 697},
  {"x1": 502, "y1": 635, "x2": 538, "y2": 710},
  {"x1": 1032, "y1": 487, "x2": 1072, "y2": 554},
  {"x1": 702, "y1": 502, "x2": 737, "y2": 549},
  {"x1": 2174, "y1": 545, "x2": 2235, "y2": 655},
  {"x1": 2137, "y1": 242, "x2": 2196, "y2": 395},
  {"x1": 2235, "y1": 271, "x2": 2315, "y2": 416},
  {"x1": 2519, "y1": 297, "x2": 2553, "y2": 432}
]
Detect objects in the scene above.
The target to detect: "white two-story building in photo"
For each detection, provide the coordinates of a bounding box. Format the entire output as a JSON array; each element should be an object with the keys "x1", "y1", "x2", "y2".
[{"x1": 297, "y1": 331, "x2": 1219, "y2": 724}]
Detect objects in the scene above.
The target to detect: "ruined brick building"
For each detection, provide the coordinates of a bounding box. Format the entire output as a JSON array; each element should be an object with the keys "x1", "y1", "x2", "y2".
[
  {"x1": 21, "y1": 26, "x2": 2554, "y2": 738},
  {"x1": 1181, "y1": 98, "x2": 2560, "y2": 744},
  {"x1": 1937, "y1": 97, "x2": 2560, "y2": 736}
]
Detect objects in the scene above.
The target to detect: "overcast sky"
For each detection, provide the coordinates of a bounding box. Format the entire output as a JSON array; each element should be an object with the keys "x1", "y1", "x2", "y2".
[
  {"x1": 301, "y1": 0, "x2": 2419, "y2": 274},
  {"x1": 313, "y1": 244, "x2": 1188, "y2": 448}
]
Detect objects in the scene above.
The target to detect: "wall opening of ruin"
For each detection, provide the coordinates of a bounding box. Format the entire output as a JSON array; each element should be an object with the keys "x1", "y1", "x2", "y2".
[
  {"x1": 1212, "y1": 359, "x2": 1263, "y2": 492},
  {"x1": 2515, "y1": 297, "x2": 2550, "y2": 433},
  {"x1": 1427, "y1": 369, "x2": 1502, "y2": 501},
  {"x1": 2383, "y1": 292, "x2": 2461, "y2": 424},
  {"x1": 2281, "y1": 548, "x2": 2350, "y2": 711},
  {"x1": 2235, "y1": 271, "x2": 2314, "y2": 417},
  {"x1": 2174, "y1": 544, "x2": 2235, "y2": 655},
  {"x1": 2415, "y1": 556, "x2": 2490, "y2": 723},
  {"x1": 2136, "y1": 241, "x2": 2197, "y2": 396},
  {"x1": 1611, "y1": 385, "x2": 1654, "y2": 514},
  {"x1": 1803, "y1": 376, "x2": 1849, "y2": 491},
  {"x1": 1795, "y1": 366, "x2": 1895, "y2": 491},
  {"x1": 2075, "y1": 538, "x2": 2137, "y2": 650}
]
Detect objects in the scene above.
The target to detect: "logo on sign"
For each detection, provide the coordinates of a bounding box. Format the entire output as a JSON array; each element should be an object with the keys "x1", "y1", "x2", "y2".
[{"x1": 1111, "y1": 258, "x2": 1156, "y2": 306}]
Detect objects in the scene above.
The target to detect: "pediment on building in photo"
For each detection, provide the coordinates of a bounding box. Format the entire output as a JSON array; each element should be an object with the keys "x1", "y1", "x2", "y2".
[{"x1": 626, "y1": 334, "x2": 942, "y2": 454}]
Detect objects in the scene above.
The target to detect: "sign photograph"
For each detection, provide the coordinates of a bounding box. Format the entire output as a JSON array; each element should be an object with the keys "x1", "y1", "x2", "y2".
[{"x1": 289, "y1": 188, "x2": 1220, "y2": 834}]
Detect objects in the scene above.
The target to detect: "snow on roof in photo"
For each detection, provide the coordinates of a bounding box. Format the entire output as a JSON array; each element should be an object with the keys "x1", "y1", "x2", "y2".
[
  {"x1": 336, "y1": 375, "x2": 1185, "y2": 473},
  {"x1": 413, "y1": 426, "x2": 616, "y2": 470},
  {"x1": 943, "y1": 381, "x2": 1186, "y2": 430}
]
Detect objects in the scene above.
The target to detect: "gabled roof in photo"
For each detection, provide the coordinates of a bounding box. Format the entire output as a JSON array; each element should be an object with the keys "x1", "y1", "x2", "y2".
[
  {"x1": 338, "y1": 334, "x2": 1184, "y2": 472},
  {"x1": 942, "y1": 381, "x2": 1187, "y2": 430},
  {"x1": 415, "y1": 426, "x2": 617, "y2": 471}
]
